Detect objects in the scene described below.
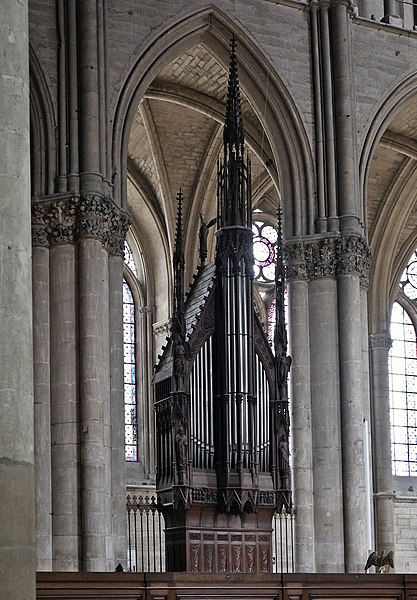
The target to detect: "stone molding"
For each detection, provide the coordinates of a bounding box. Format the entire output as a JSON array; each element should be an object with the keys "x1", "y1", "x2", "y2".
[
  {"x1": 31, "y1": 194, "x2": 131, "y2": 255},
  {"x1": 285, "y1": 234, "x2": 372, "y2": 286}
]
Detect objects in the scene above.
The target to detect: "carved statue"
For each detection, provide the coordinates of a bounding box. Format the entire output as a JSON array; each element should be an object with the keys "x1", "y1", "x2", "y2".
[
  {"x1": 277, "y1": 352, "x2": 292, "y2": 401},
  {"x1": 199, "y1": 213, "x2": 216, "y2": 264},
  {"x1": 279, "y1": 433, "x2": 289, "y2": 472},
  {"x1": 364, "y1": 550, "x2": 394, "y2": 573},
  {"x1": 175, "y1": 425, "x2": 188, "y2": 470},
  {"x1": 173, "y1": 337, "x2": 190, "y2": 391}
]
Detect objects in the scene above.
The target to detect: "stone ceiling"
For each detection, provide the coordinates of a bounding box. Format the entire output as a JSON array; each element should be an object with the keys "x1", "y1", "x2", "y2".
[
  {"x1": 126, "y1": 42, "x2": 417, "y2": 286},
  {"x1": 127, "y1": 43, "x2": 277, "y2": 272}
]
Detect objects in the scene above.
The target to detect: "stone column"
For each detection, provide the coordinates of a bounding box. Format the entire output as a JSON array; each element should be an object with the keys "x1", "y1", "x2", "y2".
[
  {"x1": 381, "y1": 0, "x2": 402, "y2": 24},
  {"x1": 78, "y1": 229, "x2": 110, "y2": 571},
  {"x1": 50, "y1": 236, "x2": 80, "y2": 571},
  {"x1": 307, "y1": 239, "x2": 344, "y2": 571},
  {"x1": 330, "y1": 0, "x2": 360, "y2": 233},
  {"x1": 337, "y1": 269, "x2": 365, "y2": 570},
  {"x1": 0, "y1": 1, "x2": 35, "y2": 598},
  {"x1": 76, "y1": 0, "x2": 112, "y2": 570},
  {"x1": 286, "y1": 243, "x2": 315, "y2": 571},
  {"x1": 310, "y1": 278, "x2": 344, "y2": 571},
  {"x1": 369, "y1": 333, "x2": 395, "y2": 554},
  {"x1": 336, "y1": 236, "x2": 372, "y2": 571},
  {"x1": 77, "y1": 196, "x2": 130, "y2": 571},
  {"x1": 109, "y1": 255, "x2": 127, "y2": 566},
  {"x1": 32, "y1": 243, "x2": 52, "y2": 570},
  {"x1": 141, "y1": 306, "x2": 156, "y2": 474},
  {"x1": 361, "y1": 285, "x2": 374, "y2": 555}
]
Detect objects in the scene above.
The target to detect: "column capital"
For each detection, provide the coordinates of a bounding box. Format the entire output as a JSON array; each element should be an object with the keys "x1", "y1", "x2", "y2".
[
  {"x1": 31, "y1": 194, "x2": 131, "y2": 255},
  {"x1": 285, "y1": 234, "x2": 372, "y2": 283},
  {"x1": 369, "y1": 332, "x2": 393, "y2": 350}
]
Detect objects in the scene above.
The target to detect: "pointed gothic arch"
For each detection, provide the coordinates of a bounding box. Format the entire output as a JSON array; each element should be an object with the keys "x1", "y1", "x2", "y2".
[
  {"x1": 111, "y1": 6, "x2": 315, "y2": 241},
  {"x1": 29, "y1": 44, "x2": 56, "y2": 196},
  {"x1": 361, "y1": 73, "x2": 417, "y2": 333}
]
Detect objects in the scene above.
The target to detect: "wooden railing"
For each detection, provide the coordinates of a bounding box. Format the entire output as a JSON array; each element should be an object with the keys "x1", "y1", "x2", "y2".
[{"x1": 36, "y1": 572, "x2": 417, "y2": 600}]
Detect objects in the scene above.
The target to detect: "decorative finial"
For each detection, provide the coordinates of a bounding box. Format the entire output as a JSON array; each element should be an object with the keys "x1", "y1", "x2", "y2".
[
  {"x1": 217, "y1": 35, "x2": 251, "y2": 229},
  {"x1": 173, "y1": 189, "x2": 185, "y2": 340},
  {"x1": 274, "y1": 205, "x2": 287, "y2": 356},
  {"x1": 224, "y1": 35, "x2": 244, "y2": 153}
]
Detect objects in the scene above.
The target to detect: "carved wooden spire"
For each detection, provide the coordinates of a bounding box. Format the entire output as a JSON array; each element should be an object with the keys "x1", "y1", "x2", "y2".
[
  {"x1": 274, "y1": 206, "x2": 288, "y2": 357},
  {"x1": 172, "y1": 189, "x2": 187, "y2": 391},
  {"x1": 224, "y1": 35, "x2": 244, "y2": 157},
  {"x1": 217, "y1": 36, "x2": 251, "y2": 229},
  {"x1": 273, "y1": 206, "x2": 291, "y2": 495}
]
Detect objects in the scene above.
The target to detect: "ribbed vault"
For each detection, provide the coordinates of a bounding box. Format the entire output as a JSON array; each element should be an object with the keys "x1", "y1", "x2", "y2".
[{"x1": 127, "y1": 42, "x2": 281, "y2": 296}]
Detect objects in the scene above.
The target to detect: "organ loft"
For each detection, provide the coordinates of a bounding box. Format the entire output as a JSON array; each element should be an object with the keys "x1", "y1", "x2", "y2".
[{"x1": 153, "y1": 40, "x2": 292, "y2": 573}]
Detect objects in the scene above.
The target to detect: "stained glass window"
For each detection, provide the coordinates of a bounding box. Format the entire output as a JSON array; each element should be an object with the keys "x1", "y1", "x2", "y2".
[
  {"x1": 389, "y1": 301, "x2": 417, "y2": 475},
  {"x1": 124, "y1": 241, "x2": 138, "y2": 276},
  {"x1": 389, "y1": 249, "x2": 417, "y2": 476},
  {"x1": 253, "y1": 221, "x2": 277, "y2": 283},
  {"x1": 123, "y1": 279, "x2": 138, "y2": 461},
  {"x1": 399, "y1": 251, "x2": 417, "y2": 300}
]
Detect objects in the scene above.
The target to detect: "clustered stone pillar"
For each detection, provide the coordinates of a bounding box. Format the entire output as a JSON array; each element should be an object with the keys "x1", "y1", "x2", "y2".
[
  {"x1": 287, "y1": 234, "x2": 372, "y2": 572},
  {"x1": 0, "y1": 1, "x2": 36, "y2": 598},
  {"x1": 32, "y1": 196, "x2": 130, "y2": 571}
]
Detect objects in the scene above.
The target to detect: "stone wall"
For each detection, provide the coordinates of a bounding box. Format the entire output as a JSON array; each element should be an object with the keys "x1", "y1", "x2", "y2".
[{"x1": 393, "y1": 477, "x2": 417, "y2": 572}]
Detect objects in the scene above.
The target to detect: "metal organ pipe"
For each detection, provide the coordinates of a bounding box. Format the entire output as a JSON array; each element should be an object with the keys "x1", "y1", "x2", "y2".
[
  {"x1": 190, "y1": 339, "x2": 215, "y2": 470},
  {"x1": 254, "y1": 354, "x2": 270, "y2": 473}
]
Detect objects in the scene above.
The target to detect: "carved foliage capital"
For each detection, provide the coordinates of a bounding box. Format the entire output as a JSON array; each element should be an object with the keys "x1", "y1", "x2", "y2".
[
  {"x1": 31, "y1": 194, "x2": 131, "y2": 255},
  {"x1": 285, "y1": 234, "x2": 372, "y2": 284}
]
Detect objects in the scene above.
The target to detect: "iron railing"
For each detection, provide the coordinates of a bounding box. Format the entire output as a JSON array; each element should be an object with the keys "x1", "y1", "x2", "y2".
[{"x1": 126, "y1": 493, "x2": 295, "y2": 573}]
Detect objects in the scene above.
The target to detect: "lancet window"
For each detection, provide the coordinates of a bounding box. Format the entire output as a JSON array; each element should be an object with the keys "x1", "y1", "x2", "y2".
[
  {"x1": 389, "y1": 250, "x2": 417, "y2": 475},
  {"x1": 123, "y1": 241, "x2": 138, "y2": 462}
]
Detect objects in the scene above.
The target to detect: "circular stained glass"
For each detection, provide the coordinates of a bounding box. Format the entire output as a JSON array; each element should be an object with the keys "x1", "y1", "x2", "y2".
[
  {"x1": 407, "y1": 261, "x2": 417, "y2": 289},
  {"x1": 253, "y1": 235, "x2": 275, "y2": 267}
]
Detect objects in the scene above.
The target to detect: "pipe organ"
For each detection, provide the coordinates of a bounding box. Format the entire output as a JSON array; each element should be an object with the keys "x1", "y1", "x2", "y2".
[{"x1": 153, "y1": 38, "x2": 291, "y2": 573}]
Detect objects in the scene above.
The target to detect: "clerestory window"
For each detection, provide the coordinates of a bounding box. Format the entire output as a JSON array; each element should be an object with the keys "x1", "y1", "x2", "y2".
[{"x1": 389, "y1": 251, "x2": 417, "y2": 475}]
